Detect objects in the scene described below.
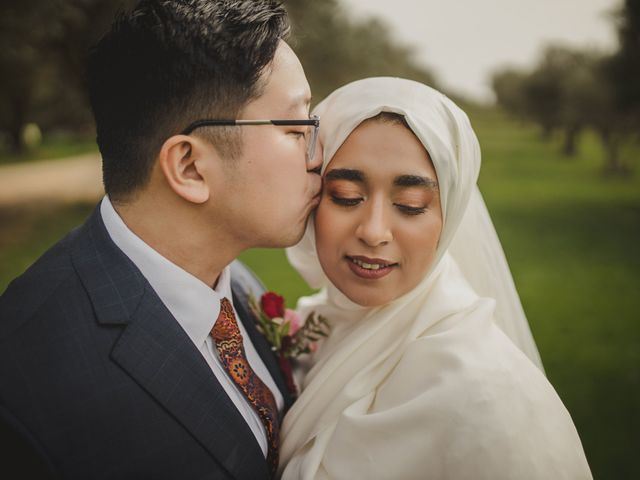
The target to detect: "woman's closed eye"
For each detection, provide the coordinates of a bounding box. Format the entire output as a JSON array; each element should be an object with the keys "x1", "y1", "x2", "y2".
[
  {"x1": 330, "y1": 194, "x2": 363, "y2": 207},
  {"x1": 330, "y1": 194, "x2": 427, "y2": 215},
  {"x1": 393, "y1": 191, "x2": 432, "y2": 216},
  {"x1": 394, "y1": 204, "x2": 426, "y2": 215}
]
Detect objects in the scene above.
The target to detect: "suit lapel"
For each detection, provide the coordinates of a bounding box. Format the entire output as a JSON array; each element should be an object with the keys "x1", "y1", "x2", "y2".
[
  {"x1": 111, "y1": 290, "x2": 268, "y2": 479},
  {"x1": 71, "y1": 207, "x2": 269, "y2": 479}
]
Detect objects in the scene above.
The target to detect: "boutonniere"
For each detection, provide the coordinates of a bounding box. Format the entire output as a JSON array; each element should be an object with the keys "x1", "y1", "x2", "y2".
[{"x1": 248, "y1": 291, "x2": 330, "y2": 398}]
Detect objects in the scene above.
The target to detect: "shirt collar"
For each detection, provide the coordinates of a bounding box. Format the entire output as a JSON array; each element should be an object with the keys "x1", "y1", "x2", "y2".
[{"x1": 100, "y1": 196, "x2": 228, "y2": 347}]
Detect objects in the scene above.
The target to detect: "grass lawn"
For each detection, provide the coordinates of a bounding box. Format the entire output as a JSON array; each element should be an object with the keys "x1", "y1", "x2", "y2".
[
  {"x1": 468, "y1": 107, "x2": 639, "y2": 479},
  {"x1": 0, "y1": 107, "x2": 638, "y2": 479}
]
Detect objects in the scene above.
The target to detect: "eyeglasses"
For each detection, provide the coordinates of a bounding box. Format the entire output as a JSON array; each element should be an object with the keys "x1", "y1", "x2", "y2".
[{"x1": 181, "y1": 114, "x2": 320, "y2": 161}]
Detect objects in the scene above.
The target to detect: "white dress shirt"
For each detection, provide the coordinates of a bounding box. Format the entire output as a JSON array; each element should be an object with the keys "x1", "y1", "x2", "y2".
[{"x1": 100, "y1": 196, "x2": 283, "y2": 457}]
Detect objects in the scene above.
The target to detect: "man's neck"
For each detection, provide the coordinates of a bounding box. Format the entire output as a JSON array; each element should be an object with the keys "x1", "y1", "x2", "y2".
[{"x1": 113, "y1": 197, "x2": 242, "y2": 288}]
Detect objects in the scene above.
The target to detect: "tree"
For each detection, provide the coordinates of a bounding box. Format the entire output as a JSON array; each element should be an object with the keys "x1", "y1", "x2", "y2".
[
  {"x1": 492, "y1": 68, "x2": 528, "y2": 121},
  {"x1": 609, "y1": 0, "x2": 640, "y2": 130},
  {"x1": 0, "y1": 0, "x2": 57, "y2": 152},
  {"x1": 493, "y1": 46, "x2": 593, "y2": 153},
  {"x1": 491, "y1": 45, "x2": 633, "y2": 171},
  {"x1": 1, "y1": 0, "x2": 437, "y2": 155},
  {"x1": 283, "y1": 0, "x2": 437, "y2": 102},
  {"x1": 0, "y1": 0, "x2": 135, "y2": 153},
  {"x1": 548, "y1": 48, "x2": 605, "y2": 157}
]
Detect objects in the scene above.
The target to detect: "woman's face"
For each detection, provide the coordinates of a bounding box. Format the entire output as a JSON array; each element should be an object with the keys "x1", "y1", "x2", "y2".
[{"x1": 315, "y1": 119, "x2": 443, "y2": 307}]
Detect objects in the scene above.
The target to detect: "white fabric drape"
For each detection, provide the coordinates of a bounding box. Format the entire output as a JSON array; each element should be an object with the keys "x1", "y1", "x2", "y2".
[{"x1": 280, "y1": 77, "x2": 591, "y2": 479}]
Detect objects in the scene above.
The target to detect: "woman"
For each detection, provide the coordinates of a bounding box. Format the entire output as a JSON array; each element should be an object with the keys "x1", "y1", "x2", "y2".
[{"x1": 280, "y1": 77, "x2": 591, "y2": 479}]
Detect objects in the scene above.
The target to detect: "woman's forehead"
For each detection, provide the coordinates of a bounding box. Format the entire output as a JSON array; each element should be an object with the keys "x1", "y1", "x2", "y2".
[{"x1": 327, "y1": 120, "x2": 435, "y2": 176}]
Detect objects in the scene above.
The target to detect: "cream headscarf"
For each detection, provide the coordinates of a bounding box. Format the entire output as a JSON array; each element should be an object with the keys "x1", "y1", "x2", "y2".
[{"x1": 280, "y1": 78, "x2": 591, "y2": 479}]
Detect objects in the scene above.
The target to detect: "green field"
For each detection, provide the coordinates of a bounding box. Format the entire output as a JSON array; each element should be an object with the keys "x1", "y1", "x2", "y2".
[
  {"x1": 0, "y1": 107, "x2": 638, "y2": 479},
  {"x1": 469, "y1": 108, "x2": 640, "y2": 480}
]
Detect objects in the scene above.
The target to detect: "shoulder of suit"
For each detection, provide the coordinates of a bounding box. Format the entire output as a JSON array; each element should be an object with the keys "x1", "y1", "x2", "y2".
[{"x1": 0, "y1": 227, "x2": 82, "y2": 340}]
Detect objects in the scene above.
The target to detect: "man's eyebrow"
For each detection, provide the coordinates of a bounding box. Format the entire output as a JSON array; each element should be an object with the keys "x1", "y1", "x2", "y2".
[
  {"x1": 393, "y1": 175, "x2": 439, "y2": 189},
  {"x1": 325, "y1": 168, "x2": 366, "y2": 183}
]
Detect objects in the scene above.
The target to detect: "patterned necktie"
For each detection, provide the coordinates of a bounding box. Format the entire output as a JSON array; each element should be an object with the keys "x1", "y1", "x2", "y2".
[{"x1": 210, "y1": 297, "x2": 280, "y2": 476}]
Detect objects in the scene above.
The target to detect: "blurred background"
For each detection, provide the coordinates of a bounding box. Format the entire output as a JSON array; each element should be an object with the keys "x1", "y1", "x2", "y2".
[{"x1": 0, "y1": 0, "x2": 638, "y2": 477}]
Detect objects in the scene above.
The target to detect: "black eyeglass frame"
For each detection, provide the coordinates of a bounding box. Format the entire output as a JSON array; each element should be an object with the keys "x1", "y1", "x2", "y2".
[{"x1": 181, "y1": 115, "x2": 320, "y2": 160}]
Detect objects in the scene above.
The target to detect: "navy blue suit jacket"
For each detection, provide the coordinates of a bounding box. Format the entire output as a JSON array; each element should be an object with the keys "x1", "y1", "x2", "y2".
[{"x1": 0, "y1": 206, "x2": 293, "y2": 479}]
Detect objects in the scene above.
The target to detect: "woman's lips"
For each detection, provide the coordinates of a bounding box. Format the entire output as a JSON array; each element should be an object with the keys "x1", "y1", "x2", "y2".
[{"x1": 345, "y1": 255, "x2": 398, "y2": 280}]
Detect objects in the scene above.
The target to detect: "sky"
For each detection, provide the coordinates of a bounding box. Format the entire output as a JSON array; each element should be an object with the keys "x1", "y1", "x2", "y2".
[{"x1": 341, "y1": 0, "x2": 620, "y2": 103}]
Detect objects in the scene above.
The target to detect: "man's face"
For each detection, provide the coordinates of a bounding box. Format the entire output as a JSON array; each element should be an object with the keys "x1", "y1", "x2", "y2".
[{"x1": 216, "y1": 41, "x2": 322, "y2": 248}]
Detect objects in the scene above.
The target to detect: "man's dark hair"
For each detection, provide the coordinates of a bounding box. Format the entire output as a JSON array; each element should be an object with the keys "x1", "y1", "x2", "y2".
[{"x1": 87, "y1": 0, "x2": 290, "y2": 200}]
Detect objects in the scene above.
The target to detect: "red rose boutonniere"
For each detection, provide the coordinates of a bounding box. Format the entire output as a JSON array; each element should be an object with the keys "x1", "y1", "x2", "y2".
[{"x1": 248, "y1": 291, "x2": 330, "y2": 398}]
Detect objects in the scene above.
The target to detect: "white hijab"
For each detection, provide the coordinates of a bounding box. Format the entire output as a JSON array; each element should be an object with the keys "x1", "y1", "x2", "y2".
[
  {"x1": 280, "y1": 77, "x2": 591, "y2": 479},
  {"x1": 288, "y1": 76, "x2": 542, "y2": 367}
]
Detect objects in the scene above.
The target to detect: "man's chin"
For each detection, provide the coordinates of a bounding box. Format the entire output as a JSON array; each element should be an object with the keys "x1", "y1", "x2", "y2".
[
  {"x1": 275, "y1": 227, "x2": 307, "y2": 248},
  {"x1": 281, "y1": 208, "x2": 315, "y2": 245},
  {"x1": 249, "y1": 209, "x2": 314, "y2": 248},
  {"x1": 247, "y1": 225, "x2": 305, "y2": 250}
]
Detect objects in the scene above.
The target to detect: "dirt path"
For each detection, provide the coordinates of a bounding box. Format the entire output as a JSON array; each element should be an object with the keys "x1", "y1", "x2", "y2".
[{"x1": 0, "y1": 153, "x2": 104, "y2": 206}]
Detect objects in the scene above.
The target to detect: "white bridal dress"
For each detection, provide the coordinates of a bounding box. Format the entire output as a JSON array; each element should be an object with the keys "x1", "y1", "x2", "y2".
[{"x1": 280, "y1": 77, "x2": 592, "y2": 480}]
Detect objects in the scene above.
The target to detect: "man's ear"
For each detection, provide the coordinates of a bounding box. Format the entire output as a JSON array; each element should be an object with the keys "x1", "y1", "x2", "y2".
[{"x1": 158, "y1": 134, "x2": 215, "y2": 204}]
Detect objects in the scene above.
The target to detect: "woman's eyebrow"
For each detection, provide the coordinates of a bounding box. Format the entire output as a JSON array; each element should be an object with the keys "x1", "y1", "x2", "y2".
[
  {"x1": 393, "y1": 175, "x2": 439, "y2": 189},
  {"x1": 325, "y1": 168, "x2": 366, "y2": 183}
]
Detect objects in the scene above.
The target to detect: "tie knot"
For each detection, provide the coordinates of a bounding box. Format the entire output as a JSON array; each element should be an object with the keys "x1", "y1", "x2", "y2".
[{"x1": 211, "y1": 297, "x2": 242, "y2": 343}]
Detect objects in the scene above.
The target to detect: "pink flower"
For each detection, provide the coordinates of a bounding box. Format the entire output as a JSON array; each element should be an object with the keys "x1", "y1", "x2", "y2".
[{"x1": 284, "y1": 309, "x2": 301, "y2": 335}]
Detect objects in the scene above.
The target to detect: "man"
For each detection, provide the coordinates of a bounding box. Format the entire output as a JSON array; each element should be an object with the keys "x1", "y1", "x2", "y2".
[{"x1": 0, "y1": 1, "x2": 321, "y2": 478}]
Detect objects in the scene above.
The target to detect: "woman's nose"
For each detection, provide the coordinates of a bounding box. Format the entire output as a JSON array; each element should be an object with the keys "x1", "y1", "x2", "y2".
[{"x1": 356, "y1": 200, "x2": 393, "y2": 247}]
